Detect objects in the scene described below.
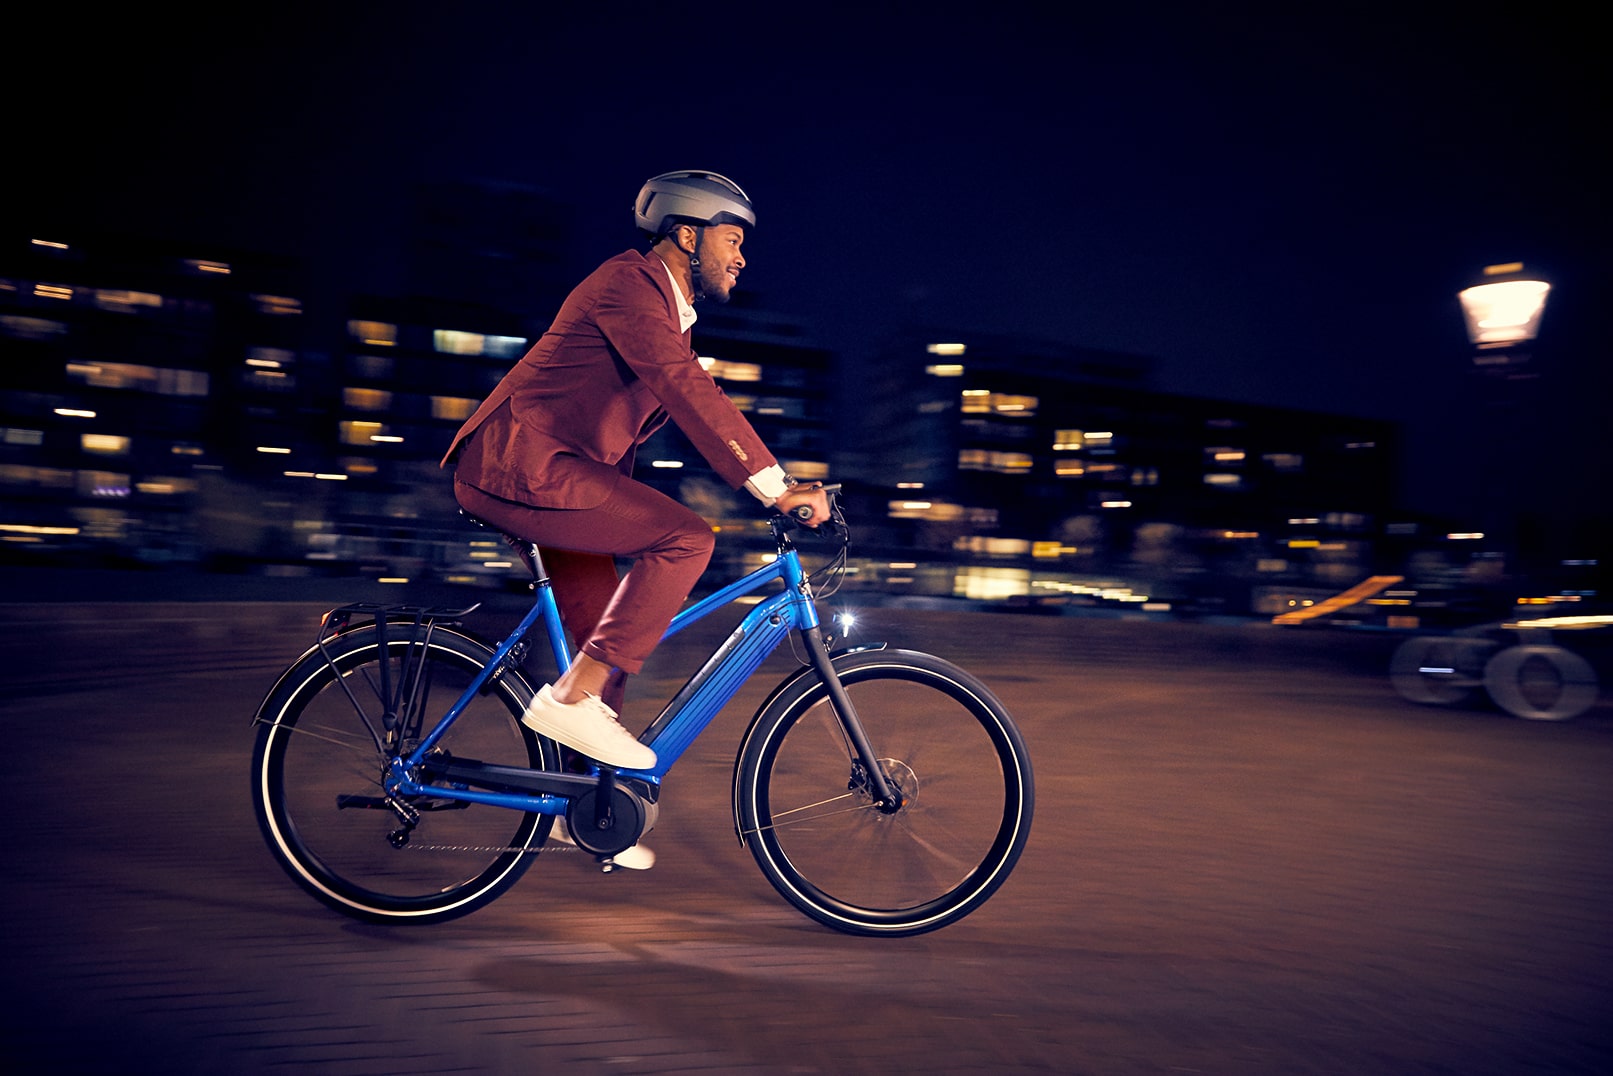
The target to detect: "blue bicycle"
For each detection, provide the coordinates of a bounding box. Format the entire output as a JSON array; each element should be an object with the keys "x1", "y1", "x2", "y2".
[{"x1": 250, "y1": 488, "x2": 1034, "y2": 936}]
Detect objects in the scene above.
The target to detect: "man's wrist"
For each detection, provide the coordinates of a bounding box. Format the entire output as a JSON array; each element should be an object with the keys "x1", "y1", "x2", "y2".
[{"x1": 744, "y1": 464, "x2": 793, "y2": 505}]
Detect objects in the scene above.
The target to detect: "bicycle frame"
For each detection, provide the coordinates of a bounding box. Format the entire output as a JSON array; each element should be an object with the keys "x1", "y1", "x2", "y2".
[{"x1": 382, "y1": 525, "x2": 896, "y2": 816}]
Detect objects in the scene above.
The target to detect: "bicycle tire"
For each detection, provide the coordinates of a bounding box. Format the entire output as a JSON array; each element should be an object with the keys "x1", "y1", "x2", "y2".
[
  {"x1": 251, "y1": 624, "x2": 556, "y2": 923},
  {"x1": 734, "y1": 649, "x2": 1033, "y2": 936},
  {"x1": 1389, "y1": 635, "x2": 1496, "y2": 707},
  {"x1": 1483, "y1": 643, "x2": 1599, "y2": 721}
]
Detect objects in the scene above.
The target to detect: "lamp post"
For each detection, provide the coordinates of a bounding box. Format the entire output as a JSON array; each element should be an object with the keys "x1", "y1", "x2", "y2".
[{"x1": 1456, "y1": 262, "x2": 1550, "y2": 588}]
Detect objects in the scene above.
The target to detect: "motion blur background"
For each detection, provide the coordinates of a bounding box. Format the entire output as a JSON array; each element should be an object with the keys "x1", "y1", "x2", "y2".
[{"x1": 3, "y1": 5, "x2": 1606, "y2": 623}]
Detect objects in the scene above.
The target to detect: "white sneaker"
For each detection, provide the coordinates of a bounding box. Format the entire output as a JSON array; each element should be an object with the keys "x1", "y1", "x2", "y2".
[
  {"x1": 549, "y1": 819, "x2": 656, "y2": 871},
  {"x1": 520, "y1": 685, "x2": 657, "y2": 770}
]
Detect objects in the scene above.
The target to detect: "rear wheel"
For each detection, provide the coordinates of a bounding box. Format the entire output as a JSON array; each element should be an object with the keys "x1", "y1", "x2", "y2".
[
  {"x1": 735, "y1": 649, "x2": 1033, "y2": 936},
  {"x1": 251, "y1": 625, "x2": 556, "y2": 923}
]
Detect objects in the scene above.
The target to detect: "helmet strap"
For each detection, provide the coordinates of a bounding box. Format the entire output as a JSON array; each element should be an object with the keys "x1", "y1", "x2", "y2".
[{"x1": 683, "y1": 225, "x2": 708, "y2": 303}]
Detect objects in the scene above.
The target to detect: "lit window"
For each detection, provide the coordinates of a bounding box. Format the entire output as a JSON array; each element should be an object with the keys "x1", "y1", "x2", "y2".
[
  {"x1": 1054, "y1": 460, "x2": 1086, "y2": 477},
  {"x1": 433, "y1": 329, "x2": 527, "y2": 357},
  {"x1": 1052, "y1": 429, "x2": 1085, "y2": 450},
  {"x1": 483, "y1": 334, "x2": 526, "y2": 358},
  {"x1": 251, "y1": 294, "x2": 302, "y2": 315},
  {"x1": 780, "y1": 460, "x2": 829, "y2": 480},
  {"x1": 430, "y1": 396, "x2": 478, "y2": 421},
  {"x1": 953, "y1": 566, "x2": 1031, "y2": 601},
  {"x1": 926, "y1": 342, "x2": 967, "y2": 356},
  {"x1": 959, "y1": 390, "x2": 1037, "y2": 416},
  {"x1": 78, "y1": 470, "x2": 132, "y2": 497},
  {"x1": 184, "y1": 259, "x2": 231, "y2": 275},
  {"x1": 81, "y1": 434, "x2": 130, "y2": 456},
  {"x1": 958, "y1": 449, "x2": 1033, "y2": 473},
  {"x1": 94, "y1": 289, "x2": 163, "y2": 312},
  {"x1": 3, "y1": 427, "x2": 44, "y2": 446},
  {"x1": 1203, "y1": 473, "x2": 1243, "y2": 488},
  {"x1": 887, "y1": 500, "x2": 966, "y2": 521},
  {"x1": 348, "y1": 320, "x2": 397, "y2": 346},
  {"x1": 247, "y1": 347, "x2": 294, "y2": 368},
  {"x1": 700, "y1": 358, "x2": 763, "y2": 382},
  {"x1": 340, "y1": 420, "x2": 385, "y2": 446},
  {"x1": 343, "y1": 387, "x2": 393, "y2": 411},
  {"x1": 64, "y1": 362, "x2": 207, "y2": 397},
  {"x1": 0, "y1": 465, "x2": 73, "y2": 489},
  {"x1": 435, "y1": 330, "x2": 487, "y2": 355},
  {"x1": 925, "y1": 363, "x2": 964, "y2": 377},
  {"x1": 136, "y1": 477, "x2": 196, "y2": 496},
  {"x1": 954, "y1": 536, "x2": 1032, "y2": 555}
]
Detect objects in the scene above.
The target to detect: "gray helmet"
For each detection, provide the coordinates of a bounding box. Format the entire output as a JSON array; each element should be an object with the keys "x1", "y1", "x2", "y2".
[{"x1": 634, "y1": 170, "x2": 755, "y2": 237}]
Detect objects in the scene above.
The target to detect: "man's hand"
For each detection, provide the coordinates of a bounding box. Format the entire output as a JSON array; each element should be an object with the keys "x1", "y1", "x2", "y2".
[{"x1": 775, "y1": 483, "x2": 830, "y2": 527}]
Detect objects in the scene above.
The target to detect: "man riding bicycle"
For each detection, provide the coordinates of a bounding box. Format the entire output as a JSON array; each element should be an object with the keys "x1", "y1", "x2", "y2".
[{"x1": 442, "y1": 170, "x2": 829, "y2": 785}]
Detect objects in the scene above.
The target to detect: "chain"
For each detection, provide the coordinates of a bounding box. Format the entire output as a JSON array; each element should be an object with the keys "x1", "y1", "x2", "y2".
[{"x1": 401, "y1": 841, "x2": 579, "y2": 854}]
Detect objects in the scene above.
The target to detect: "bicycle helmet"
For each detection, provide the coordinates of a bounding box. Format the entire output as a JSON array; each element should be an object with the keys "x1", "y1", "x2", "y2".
[{"x1": 634, "y1": 170, "x2": 755, "y2": 237}]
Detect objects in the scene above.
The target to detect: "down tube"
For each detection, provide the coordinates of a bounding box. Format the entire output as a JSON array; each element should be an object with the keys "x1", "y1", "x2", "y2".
[{"x1": 640, "y1": 590, "x2": 808, "y2": 770}]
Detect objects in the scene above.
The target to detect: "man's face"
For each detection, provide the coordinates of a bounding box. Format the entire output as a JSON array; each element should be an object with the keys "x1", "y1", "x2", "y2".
[{"x1": 696, "y1": 224, "x2": 746, "y2": 303}]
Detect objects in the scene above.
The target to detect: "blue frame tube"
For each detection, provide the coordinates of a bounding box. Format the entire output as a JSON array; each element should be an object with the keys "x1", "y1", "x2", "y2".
[
  {"x1": 392, "y1": 547, "x2": 819, "y2": 812},
  {"x1": 408, "y1": 595, "x2": 553, "y2": 760}
]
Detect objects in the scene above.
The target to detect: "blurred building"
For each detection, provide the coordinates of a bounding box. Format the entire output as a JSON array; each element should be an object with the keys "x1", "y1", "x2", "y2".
[
  {"x1": 842, "y1": 331, "x2": 1401, "y2": 615},
  {"x1": 0, "y1": 227, "x2": 837, "y2": 588},
  {"x1": 0, "y1": 231, "x2": 314, "y2": 566},
  {"x1": 6, "y1": 224, "x2": 1471, "y2": 616}
]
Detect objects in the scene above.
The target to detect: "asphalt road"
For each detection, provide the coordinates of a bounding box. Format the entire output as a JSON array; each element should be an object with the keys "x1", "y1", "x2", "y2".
[{"x1": 3, "y1": 595, "x2": 1609, "y2": 1075}]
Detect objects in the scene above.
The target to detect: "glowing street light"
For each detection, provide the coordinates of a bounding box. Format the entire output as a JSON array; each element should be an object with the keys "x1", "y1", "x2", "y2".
[{"x1": 1458, "y1": 263, "x2": 1549, "y2": 362}]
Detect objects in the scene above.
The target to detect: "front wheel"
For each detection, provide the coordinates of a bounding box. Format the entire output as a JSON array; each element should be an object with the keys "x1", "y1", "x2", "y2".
[{"x1": 734, "y1": 649, "x2": 1034, "y2": 936}]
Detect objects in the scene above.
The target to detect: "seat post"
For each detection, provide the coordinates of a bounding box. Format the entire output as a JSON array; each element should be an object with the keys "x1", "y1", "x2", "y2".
[{"x1": 459, "y1": 508, "x2": 548, "y2": 585}]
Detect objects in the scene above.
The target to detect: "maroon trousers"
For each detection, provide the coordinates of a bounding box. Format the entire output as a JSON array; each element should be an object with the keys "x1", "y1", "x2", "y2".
[{"x1": 453, "y1": 476, "x2": 715, "y2": 683}]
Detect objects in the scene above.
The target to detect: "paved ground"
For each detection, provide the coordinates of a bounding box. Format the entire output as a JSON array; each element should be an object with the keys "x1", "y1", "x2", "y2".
[{"x1": 2, "y1": 592, "x2": 1610, "y2": 1074}]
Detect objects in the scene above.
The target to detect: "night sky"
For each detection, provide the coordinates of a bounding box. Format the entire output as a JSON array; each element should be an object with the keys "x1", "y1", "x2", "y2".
[{"x1": 9, "y1": 5, "x2": 1606, "y2": 533}]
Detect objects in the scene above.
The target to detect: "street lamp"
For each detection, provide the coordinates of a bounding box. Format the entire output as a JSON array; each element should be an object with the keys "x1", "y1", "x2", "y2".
[
  {"x1": 1458, "y1": 262, "x2": 1550, "y2": 372},
  {"x1": 1455, "y1": 262, "x2": 1550, "y2": 588}
]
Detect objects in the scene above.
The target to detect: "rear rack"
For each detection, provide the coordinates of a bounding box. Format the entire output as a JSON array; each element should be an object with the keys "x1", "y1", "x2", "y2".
[{"x1": 313, "y1": 602, "x2": 486, "y2": 744}]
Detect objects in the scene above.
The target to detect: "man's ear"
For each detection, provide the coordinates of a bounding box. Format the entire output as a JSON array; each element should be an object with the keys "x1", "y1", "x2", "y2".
[{"x1": 677, "y1": 224, "x2": 699, "y2": 255}]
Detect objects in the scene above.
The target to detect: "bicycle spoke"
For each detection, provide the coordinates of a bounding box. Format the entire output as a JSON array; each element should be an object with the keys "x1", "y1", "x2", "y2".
[
  {"x1": 253, "y1": 628, "x2": 554, "y2": 923},
  {"x1": 736, "y1": 651, "x2": 1032, "y2": 935}
]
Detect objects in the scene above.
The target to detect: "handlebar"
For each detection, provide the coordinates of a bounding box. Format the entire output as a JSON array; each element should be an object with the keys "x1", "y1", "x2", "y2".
[
  {"x1": 787, "y1": 482, "x2": 841, "y2": 521},
  {"x1": 774, "y1": 483, "x2": 848, "y2": 546}
]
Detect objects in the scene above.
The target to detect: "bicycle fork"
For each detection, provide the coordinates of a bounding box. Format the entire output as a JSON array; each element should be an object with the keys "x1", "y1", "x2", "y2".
[{"x1": 797, "y1": 628, "x2": 904, "y2": 813}]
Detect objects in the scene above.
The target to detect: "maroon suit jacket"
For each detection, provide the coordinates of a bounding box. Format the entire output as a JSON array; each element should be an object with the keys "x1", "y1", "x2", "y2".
[{"x1": 441, "y1": 249, "x2": 776, "y2": 509}]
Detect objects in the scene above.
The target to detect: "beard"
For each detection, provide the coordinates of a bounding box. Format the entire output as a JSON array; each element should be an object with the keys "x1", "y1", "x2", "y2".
[{"x1": 695, "y1": 250, "x2": 734, "y2": 304}]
